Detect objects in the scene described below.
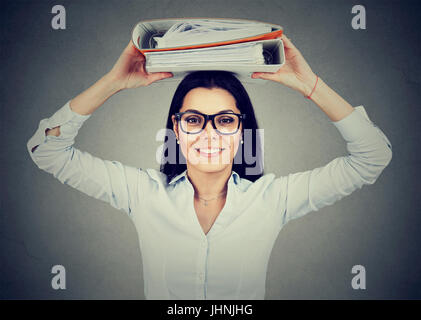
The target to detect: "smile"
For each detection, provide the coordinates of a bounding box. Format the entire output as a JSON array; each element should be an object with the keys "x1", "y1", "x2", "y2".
[{"x1": 195, "y1": 148, "x2": 225, "y2": 157}]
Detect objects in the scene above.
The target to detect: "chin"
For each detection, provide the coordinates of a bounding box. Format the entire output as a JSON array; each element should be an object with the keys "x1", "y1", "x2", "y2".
[{"x1": 191, "y1": 163, "x2": 232, "y2": 174}]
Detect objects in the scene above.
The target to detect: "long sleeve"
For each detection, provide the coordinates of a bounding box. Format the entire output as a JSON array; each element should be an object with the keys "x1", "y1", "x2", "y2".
[
  {"x1": 26, "y1": 100, "x2": 142, "y2": 217},
  {"x1": 272, "y1": 106, "x2": 392, "y2": 225}
]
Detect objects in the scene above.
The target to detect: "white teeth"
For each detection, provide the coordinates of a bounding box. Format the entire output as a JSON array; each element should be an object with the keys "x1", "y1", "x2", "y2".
[{"x1": 198, "y1": 148, "x2": 223, "y2": 153}]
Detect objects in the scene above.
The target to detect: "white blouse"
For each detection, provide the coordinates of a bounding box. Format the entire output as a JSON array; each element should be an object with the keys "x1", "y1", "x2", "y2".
[{"x1": 27, "y1": 100, "x2": 392, "y2": 299}]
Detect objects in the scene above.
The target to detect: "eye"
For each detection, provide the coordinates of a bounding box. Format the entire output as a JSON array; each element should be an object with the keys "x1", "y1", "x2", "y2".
[
  {"x1": 185, "y1": 116, "x2": 202, "y2": 124},
  {"x1": 218, "y1": 117, "x2": 234, "y2": 124}
]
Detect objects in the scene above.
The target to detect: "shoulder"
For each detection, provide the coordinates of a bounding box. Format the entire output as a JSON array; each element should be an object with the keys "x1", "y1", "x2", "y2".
[
  {"x1": 235, "y1": 173, "x2": 288, "y2": 213},
  {"x1": 237, "y1": 172, "x2": 286, "y2": 193},
  {"x1": 138, "y1": 168, "x2": 167, "y2": 185}
]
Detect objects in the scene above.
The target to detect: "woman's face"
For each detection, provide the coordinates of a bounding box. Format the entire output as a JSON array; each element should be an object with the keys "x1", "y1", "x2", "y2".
[{"x1": 171, "y1": 87, "x2": 243, "y2": 174}]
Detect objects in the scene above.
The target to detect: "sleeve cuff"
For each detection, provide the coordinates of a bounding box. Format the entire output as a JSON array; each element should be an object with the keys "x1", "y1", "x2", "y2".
[
  {"x1": 48, "y1": 99, "x2": 91, "y2": 128},
  {"x1": 27, "y1": 100, "x2": 91, "y2": 155},
  {"x1": 331, "y1": 106, "x2": 375, "y2": 142}
]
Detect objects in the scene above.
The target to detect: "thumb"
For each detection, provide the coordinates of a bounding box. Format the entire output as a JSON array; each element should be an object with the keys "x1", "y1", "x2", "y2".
[
  {"x1": 147, "y1": 72, "x2": 173, "y2": 83},
  {"x1": 251, "y1": 72, "x2": 279, "y2": 81}
]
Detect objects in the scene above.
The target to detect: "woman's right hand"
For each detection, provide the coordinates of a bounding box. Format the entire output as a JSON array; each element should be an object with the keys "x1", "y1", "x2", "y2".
[{"x1": 107, "y1": 41, "x2": 173, "y2": 90}]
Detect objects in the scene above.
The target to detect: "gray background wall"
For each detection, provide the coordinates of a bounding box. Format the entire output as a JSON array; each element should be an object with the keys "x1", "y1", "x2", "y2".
[{"x1": 1, "y1": 0, "x2": 420, "y2": 299}]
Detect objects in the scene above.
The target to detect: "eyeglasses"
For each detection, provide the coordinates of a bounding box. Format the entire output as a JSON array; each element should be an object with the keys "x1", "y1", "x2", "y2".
[{"x1": 174, "y1": 110, "x2": 246, "y2": 135}]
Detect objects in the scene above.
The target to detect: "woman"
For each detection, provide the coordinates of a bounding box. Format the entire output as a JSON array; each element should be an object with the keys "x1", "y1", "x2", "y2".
[{"x1": 27, "y1": 34, "x2": 392, "y2": 299}]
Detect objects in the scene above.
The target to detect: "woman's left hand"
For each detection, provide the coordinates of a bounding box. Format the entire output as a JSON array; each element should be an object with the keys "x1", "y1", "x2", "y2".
[{"x1": 251, "y1": 34, "x2": 318, "y2": 97}]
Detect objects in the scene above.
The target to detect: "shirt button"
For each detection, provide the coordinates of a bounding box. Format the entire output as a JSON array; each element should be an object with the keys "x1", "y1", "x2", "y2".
[{"x1": 199, "y1": 273, "x2": 205, "y2": 281}]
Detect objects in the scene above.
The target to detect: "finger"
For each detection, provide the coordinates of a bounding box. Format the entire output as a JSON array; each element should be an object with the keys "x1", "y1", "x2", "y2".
[
  {"x1": 124, "y1": 40, "x2": 135, "y2": 52},
  {"x1": 124, "y1": 40, "x2": 143, "y2": 56},
  {"x1": 281, "y1": 34, "x2": 298, "y2": 51}
]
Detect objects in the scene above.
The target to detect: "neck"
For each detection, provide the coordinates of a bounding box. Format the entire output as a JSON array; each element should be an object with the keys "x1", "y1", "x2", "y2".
[{"x1": 186, "y1": 166, "x2": 231, "y2": 197}]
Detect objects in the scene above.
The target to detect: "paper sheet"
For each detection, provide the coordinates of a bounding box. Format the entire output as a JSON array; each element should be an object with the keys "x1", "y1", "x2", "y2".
[
  {"x1": 145, "y1": 42, "x2": 265, "y2": 67},
  {"x1": 153, "y1": 19, "x2": 272, "y2": 48}
]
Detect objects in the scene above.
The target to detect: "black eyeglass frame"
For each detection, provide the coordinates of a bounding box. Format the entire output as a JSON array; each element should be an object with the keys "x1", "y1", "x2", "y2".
[{"x1": 174, "y1": 110, "x2": 246, "y2": 135}]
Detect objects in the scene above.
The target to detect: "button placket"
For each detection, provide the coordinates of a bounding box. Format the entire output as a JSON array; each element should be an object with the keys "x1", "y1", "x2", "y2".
[{"x1": 195, "y1": 236, "x2": 208, "y2": 299}]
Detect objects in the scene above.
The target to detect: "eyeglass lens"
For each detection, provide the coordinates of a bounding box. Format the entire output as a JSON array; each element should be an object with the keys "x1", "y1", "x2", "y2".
[{"x1": 180, "y1": 112, "x2": 239, "y2": 134}]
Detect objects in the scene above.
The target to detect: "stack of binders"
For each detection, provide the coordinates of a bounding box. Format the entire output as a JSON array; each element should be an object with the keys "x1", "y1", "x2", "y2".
[{"x1": 131, "y1": 18, "x2": 285, "y2": 81}]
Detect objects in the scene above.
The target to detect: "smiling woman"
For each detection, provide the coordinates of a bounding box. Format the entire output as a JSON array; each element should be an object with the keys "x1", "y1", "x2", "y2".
[
  {"x1": 164, "y1": 71, "x2": 263, "y2": 183},
  {"x1": 27, "y1": 34, "x2": 392, "y2": 300}
]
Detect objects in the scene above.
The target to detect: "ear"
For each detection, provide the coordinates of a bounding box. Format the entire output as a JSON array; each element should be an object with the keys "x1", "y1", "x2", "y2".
[{"x1": 171, "y1": 115, "x2": 178, "y2": 140}]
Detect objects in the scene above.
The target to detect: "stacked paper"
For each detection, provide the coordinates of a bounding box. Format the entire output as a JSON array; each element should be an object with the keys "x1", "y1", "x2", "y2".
[
  {"x1": 152, "y1": 20, "x2": 272, "y2": 48},
  {"x1": 131, "y1": 18, "x2": 285, "y2": 80},
  {"x1": 145, "y1": 42, "x2": 265, "y2": 68}
]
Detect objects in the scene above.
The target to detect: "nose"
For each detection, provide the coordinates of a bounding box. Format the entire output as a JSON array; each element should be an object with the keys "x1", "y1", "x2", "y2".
[{"x1": 203, "y1": 119, "x2": 219, "y2": 140}]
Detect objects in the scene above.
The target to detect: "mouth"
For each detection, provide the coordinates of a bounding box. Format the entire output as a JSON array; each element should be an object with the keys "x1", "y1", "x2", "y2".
[{"x1": 195, "y1": 148, "x2": 226, "y2": 158}]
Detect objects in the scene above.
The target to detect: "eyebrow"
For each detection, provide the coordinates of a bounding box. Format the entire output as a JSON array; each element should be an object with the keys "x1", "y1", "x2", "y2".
[{"x1": 184, "y1": 108, "x2": 235, "y2": 114}]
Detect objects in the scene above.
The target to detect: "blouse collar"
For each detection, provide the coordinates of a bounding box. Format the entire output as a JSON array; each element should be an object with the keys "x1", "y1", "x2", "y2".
[{"x1": 169, "y1": 169, "x2": 240, "y2": 186}]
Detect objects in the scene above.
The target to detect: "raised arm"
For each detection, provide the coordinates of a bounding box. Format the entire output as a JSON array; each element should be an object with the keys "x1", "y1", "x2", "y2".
[
  {"x1": 254, "y1": 34, "x2": 392, "y2": 224},
  {"x1": 252, "y1": 34, "x2": 354, "y2": 122},
  {"x1": 274, "y1": 106, "x2": 392, "y2": 224},
  {"x1": 44, "y1": 41, "x2": 173, "y2": 135},
  {"x1": 27, "y1": 41, "x2": 173, "y2": 216}
]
